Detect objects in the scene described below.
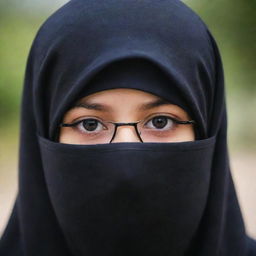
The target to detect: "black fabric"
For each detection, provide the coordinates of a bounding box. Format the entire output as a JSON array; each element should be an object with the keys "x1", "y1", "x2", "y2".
[{"x1": 1, "y1": 0, "x2": 255, "y2": 255}]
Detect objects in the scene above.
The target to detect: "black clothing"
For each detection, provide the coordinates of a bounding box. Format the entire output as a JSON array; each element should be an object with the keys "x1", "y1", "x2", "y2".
[{"x1": 1, "y1": 0, "x2": 255, "y2": 255}]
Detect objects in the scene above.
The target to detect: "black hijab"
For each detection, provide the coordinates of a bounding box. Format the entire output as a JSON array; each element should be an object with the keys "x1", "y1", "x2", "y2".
[{"x1": 1, "y1": 0, "x2": 256, "y2": 255}]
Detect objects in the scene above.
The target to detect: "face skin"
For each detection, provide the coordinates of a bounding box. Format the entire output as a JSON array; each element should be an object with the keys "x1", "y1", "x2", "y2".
[{"x1": 59, "y1": 88, "x2": 195, "y2": 144}]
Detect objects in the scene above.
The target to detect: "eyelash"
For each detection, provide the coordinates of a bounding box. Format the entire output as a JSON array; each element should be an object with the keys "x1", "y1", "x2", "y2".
[{"x1": 62, "y1": 114, "x2": 182, "y2": 134}]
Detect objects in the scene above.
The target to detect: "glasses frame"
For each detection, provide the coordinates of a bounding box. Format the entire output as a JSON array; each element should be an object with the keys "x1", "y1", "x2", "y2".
[{"x1": 60, "y1": 117, "x2": 196, "y2": 143}]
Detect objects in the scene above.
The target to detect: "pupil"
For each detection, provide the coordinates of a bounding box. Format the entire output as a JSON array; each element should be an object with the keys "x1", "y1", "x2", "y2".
[
  {"x1": 83, "y1": 119, "x2": 98, "y2": 131},
  {"x1": 152, "y1": 116, "x2": 167, "y2": 129}
]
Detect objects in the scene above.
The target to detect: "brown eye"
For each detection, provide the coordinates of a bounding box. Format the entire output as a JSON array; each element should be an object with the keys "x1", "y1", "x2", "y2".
[
  {"x1": 82, "y1": 119, "x2": 100, "y2": 131},
  {"x1": 152, "y1": 116, "x2": 169, "y2": 129},
  {"x1": 145, "y1": 115, "x2": 175, "y2": 130},
  {"x1": 76, "y1": 118, "x2": 106, "y2": 133}
]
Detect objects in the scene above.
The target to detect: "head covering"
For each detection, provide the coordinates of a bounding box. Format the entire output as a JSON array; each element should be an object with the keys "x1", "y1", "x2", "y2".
[{"x1": 1, "y1": 0, "x2": 256, "y2": 255}]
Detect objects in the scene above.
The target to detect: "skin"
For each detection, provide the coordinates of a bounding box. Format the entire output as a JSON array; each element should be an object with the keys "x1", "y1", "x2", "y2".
[{"x1": 59, "y1": 88, "x2": 195, "y2": 144}]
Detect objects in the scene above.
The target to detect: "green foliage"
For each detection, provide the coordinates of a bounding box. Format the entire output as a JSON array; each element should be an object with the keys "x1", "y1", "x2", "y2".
[
  {"x1": 0, "y1": 12, "x2": 46, "y2": 124},
  {"x1": 184, "y1": 0, "x2": 256, "y2": 92}
]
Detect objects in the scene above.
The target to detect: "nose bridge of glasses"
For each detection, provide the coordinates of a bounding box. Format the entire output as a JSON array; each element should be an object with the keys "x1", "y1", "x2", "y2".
[{"x1": 110, "y1": 123, "x2": 142, "y2": 143}]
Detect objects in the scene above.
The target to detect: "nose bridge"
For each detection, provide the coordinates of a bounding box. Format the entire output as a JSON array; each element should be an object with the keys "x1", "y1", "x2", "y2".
[{"x1": 111, "y1": 124, "x2": 141, "y2": 143}]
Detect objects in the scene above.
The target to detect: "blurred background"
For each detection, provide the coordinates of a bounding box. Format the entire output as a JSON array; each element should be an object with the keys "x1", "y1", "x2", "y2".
[{"x1": 0, "y1": 0, "x2": 255, "y2": 238}]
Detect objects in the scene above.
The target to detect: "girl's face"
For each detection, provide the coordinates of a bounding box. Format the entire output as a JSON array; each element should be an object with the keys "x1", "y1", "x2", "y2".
[{"x1": 59, "y1": 88, "x2": 195, "y2": 144}]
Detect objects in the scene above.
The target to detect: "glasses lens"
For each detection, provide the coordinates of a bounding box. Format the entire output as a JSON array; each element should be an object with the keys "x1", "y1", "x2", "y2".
[
  {"x1": 137, "y1": 117, "x2": 178, "y2": 142},
  {"x1": 76, "y1": 121, "x2": 115, "y2": 145}
]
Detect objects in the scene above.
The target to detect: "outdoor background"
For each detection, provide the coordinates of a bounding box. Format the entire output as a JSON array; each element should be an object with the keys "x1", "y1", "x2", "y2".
[{"x1": 0, "y1": 0, "x2": 255, "y2": 238}]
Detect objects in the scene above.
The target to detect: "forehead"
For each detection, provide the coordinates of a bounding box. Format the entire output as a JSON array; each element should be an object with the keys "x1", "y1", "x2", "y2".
[
  {"x1": 71, "y1": 88, "x2": 181, "y2": 114},
  {"x1": 77, "y1": 88, "x2": 161, "y2": 103},
  {"x1": 64, "y1": 88, "x2": 191, "y2": 121}
]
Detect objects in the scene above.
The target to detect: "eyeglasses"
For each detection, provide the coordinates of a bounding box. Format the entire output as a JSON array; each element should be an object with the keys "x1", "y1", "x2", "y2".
[{"x1": 59, "y1": 113, "x2": 196, "y2": 144}]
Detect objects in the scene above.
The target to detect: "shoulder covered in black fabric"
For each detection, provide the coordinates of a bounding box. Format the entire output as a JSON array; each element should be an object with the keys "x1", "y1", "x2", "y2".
[{"x1": 248, "y1": 237, "x2": 256, "y2": 256}]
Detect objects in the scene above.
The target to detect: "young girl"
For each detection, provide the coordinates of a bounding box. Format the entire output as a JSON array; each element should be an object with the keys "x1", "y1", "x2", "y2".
[{"x1": 1, "y1": 0, "x2": 255, "y2": 255}]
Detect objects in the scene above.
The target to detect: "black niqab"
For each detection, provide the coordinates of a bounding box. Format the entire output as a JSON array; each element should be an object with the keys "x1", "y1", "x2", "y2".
[{"x1": 1, "y1": 0, "x2": 256, "y2": 255}]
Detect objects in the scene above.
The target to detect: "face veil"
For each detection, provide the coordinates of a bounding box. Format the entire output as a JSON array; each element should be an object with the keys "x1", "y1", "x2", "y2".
[{"x1": 1, "y1": 0, "x2": 256, "y2": 255}]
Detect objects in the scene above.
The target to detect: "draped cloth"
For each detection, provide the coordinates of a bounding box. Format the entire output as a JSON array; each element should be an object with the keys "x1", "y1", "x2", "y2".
[{"x1": 1, "y1": 0, "x2": 256, "y2": 255}]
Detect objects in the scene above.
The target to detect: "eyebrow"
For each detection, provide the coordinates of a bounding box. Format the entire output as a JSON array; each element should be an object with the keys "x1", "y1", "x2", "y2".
[{"x1": 71, "y1": 98, "x2": 172, "y2": 112}]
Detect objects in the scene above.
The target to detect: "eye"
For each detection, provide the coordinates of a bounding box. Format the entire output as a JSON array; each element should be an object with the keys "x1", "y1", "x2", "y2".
[
  {"x1": 75, "y1": 118, "x2": 106, "y2": 133},
  {"x1": 144, "y1": 115, "x2": 176, "y2": 130}
]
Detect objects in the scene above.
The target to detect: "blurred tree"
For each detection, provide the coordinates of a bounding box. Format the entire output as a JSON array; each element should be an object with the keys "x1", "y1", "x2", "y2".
[{"x1": 184, "y1": 0, "x2": 256, "y2": 92}]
